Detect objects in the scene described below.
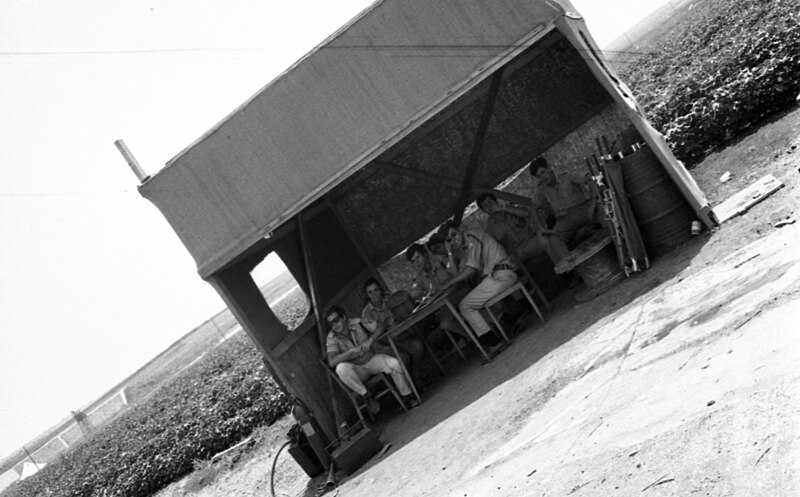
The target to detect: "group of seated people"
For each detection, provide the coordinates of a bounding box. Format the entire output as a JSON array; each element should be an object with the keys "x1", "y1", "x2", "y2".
[
  {"x1": 324, "y1": 156, "x2": 601, "y2": 414},
  {"x1": 475, "y1": 156, "x2": 601, "y2": 267}
]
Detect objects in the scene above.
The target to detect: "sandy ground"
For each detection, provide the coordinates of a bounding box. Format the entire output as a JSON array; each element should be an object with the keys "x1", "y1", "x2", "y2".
[{"x1": 157, "y1": 105, "x2": 800, "y2": 497}]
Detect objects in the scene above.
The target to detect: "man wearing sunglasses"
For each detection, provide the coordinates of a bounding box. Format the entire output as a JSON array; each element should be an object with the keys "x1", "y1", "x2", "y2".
[
  {"x1": 435, "y1": 220, "x2": 517, "y2": 356},
  {"x1": 325, "y1": 305, "x2": 418, "y2": 412}
]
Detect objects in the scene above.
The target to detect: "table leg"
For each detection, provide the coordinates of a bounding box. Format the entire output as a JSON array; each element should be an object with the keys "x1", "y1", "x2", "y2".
[
  {"x1": 444, "y1": 300, "x2": 491, "y2": 363},
  {"x1": 388, "y1": 335, "x2": 421, "y2": 403},
  {"x1": 442, "y1": 327, "x2": 466, "y2": 360},
  {"x1": 415, "y1": 328, "x2": 446, "y2": 376}
]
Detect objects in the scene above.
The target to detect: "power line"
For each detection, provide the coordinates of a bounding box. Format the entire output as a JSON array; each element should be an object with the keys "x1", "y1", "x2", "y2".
[
  {"x1": 0, "y1": 47, "x2": 285, "y2": 56},
  {"x1": 0, "y1": 45, "x2": 660, "y2": 57},
  {"x1": 0, "y1": 190, "x2": 134, "y2": 197}
]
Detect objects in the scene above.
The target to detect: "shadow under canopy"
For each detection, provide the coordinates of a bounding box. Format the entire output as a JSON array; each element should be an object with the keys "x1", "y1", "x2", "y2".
[{"x1": 138, "y1": 0, "x2": 714, "y2": 439}]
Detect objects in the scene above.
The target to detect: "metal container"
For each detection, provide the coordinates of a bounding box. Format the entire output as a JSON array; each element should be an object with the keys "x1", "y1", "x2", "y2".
[{"x1": 619, "y1": 145, "x2": 695, "y2": 256}]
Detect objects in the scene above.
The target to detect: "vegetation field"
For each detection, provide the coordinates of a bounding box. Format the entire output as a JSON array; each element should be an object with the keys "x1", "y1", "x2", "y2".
[
  {"x1": 613, "y1": 0, "x2": 800, "y2": 166},
  {"x1": 4, "y1": 1, "x2": 799, "y2": 496}
]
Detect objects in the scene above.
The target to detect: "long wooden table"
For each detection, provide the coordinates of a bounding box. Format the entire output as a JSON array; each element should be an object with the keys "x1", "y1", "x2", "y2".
[{"x1": 378, "y1": 288, "x2": 493, "y2": 403}]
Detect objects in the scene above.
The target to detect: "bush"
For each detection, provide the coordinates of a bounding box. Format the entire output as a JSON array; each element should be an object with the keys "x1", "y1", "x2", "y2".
[
  {"x1": 4, "y1": 334, "x2": 290, "y2": 497},
  {"x1": 617, "y1": 0, "x2": 800, "y2": 166}
]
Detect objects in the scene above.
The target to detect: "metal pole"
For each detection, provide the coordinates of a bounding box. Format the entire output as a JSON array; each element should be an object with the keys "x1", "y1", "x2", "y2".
[{"x1": 114, "y1": 139, "x2": 149, "y2": 183}]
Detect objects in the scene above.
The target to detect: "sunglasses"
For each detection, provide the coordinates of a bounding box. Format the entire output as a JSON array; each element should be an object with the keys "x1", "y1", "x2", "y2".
[{"x1": 327, "y1": 315, "x2": 343, "y2": 326}]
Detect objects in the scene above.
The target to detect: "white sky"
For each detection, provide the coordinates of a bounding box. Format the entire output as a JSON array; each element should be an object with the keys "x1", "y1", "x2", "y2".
[{"x1": 0, "y1": 0, "x2": 674, "y2": 460}]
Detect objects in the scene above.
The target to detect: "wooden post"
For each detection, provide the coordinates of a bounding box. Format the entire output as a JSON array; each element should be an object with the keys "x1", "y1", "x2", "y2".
[
  {"x1": 454, "y1": 68, "x2": 505, "y2": 224},
  {"x1": 297, "y1": 212, "x2": 345, "y2": 432},
  {"x1": 207, "y1": 268, "x2": 337, "y2": 440},
  {"x1": 326, "y1": 199, "x2": 387, "y2": 289}
]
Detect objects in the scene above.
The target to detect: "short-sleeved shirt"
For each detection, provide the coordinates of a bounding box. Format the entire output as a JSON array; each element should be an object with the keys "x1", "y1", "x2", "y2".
[
  {"x1": 361, "y1": 300, "x2": 395, "y2": 335},
  {"x1": 414, "y1": 254, "x2": 451, "y2": 294},
  {"x1": 461, "y1": 230, "x2": 514, "y2": 277},
  {"x1": 533, "y1": 172, "x2": 591, "y2": 218},
  {"x1": 485, "y1": 210, "x2": 537, "y2": 254},
  {"x1": 326, "y1": 318, "x2": 373, "y2": 365}
]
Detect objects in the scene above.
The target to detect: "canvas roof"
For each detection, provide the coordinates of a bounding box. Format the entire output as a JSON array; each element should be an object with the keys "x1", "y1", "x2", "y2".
[
  {"x1": 137, "y1": 0, "x2": 604, "y2": 277},
  {"x1": 139, "y1": 0, "x2": 710, "y2": 279}
]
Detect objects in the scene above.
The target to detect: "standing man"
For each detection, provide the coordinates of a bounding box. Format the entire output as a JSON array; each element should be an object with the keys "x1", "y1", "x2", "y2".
[
  {"x1": 325, "y1": 306, "x2": 418, "y2": 411},
  {"x1": 435, "y1": 220, "x2": 518, "y2": 354}
]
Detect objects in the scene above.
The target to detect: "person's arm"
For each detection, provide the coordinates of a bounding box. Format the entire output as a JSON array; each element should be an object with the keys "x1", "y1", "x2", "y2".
[
  {"x1": 441, "y1": 235, "x2": 480, "y2": 288},
  {"x1": 441, "y1": 266, "x2": 478, "y2": 290},
  {"x1": 328, "y1": 344, "x2": 372, "y2": 368},
  {"x1": 570, "y1": 171, "x2": 592, "y2": 186},
  {"x1": 500, "y1": 203, "x2": 529, "y2": 219},
  {"x1": 326, "y1": 333, "x2": 373, "y2": 368},
  {"x1": 528, "y1": 198, "x2": 556, "y2": 235},
  {"x1": 443, "y1": 248, "x2": 460, "y2": 276}
]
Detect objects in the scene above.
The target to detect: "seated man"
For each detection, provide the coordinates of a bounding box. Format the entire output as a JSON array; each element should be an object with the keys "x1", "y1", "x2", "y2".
[
  {"x1": 425, "y1": 233, "x2": 449, "y2": 260},
  {"x1": 435, "y1": 220, "x2": 518, "y2": 354},
  {"x1": 405, "y1": 243, "x2": 471, "y2": 342},
  {"x1": 528, "y1": 156, "x2": 601, "y2": 261},
  {"x1": 475, "y1": 192, "x2": 559, "y2": 263},
  {"x1": 325, "y1": 305, "x2": 418, "y2": 412},
  {"x1": 361, "y1": 277, "x2": 425, "y2": 383}
]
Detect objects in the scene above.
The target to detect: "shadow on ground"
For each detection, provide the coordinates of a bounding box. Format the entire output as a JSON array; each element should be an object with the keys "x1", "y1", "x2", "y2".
[{"x1": 325, "y1": 232, "x2": 711, "y2": 486}]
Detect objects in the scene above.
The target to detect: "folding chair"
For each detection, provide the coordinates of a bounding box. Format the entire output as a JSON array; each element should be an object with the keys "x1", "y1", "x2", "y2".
[
  {"x1": 481, "y1": 280, "x2": 545, "y2": 342},
  {"x1": 321, "y1": 360, "x2": 407, "y2": 426}
]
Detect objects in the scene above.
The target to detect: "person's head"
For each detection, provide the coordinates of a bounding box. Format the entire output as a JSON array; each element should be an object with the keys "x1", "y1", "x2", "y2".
[
  {"x1": 405, "y1": 243, "x2": 429, "y2": 271},
  {"x1": 426, "y1": 234, "x2": 446, "y2": 256},
  {"x1": 363, "y1": 277, "x2": 385, "y2": 306},
  {"x1": 529, "y1": 156, "x2": 555, "y2": 186},
  {"x1": 476, "y1": 192, "x2": 500, "y2": 214},
  {"x1": 436, "y1": 219, "x2": 463, "y2": 247},
  {"x1": 324, "y1": 306, "x2": 347, "y2": 333}
]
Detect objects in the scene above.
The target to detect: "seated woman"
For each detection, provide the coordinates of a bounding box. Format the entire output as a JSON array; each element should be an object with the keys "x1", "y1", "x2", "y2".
[{"x1": 361, "y1": 277, "x2": 425, "y2": 384}]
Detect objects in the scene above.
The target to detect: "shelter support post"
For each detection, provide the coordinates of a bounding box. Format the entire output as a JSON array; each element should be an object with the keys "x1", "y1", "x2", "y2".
[
  {"x1": 455, "y1": 68, "x2": 505, "y2": 224},
  {"x1": 326, "y1": 198, "x2": 388, "y2": 290},
  {"x1": 297, "y1": 213, "x2": 346, "y2": 434},
  {"x1": 207, "y1": 267, "x2": 337, "y2": 440}
]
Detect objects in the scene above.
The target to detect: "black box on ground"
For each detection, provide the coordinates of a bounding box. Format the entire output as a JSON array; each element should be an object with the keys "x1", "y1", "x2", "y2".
[{"x1": 330, "y1": 426, "x2": 382, "y2": 475}]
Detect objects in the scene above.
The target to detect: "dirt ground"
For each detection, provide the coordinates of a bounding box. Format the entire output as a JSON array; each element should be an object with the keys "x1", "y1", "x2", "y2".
[{"x1": 155, "y1": 103, "x2": 800, "y2": 497}]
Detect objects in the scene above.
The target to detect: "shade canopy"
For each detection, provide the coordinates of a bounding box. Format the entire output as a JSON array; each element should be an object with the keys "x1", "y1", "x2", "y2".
[
  {"x1": 140, "y1": 0, "x2": 712, "y2": 279},
  {"x1": 138, "y1": 0, "x2": 714, "y2": 440}
]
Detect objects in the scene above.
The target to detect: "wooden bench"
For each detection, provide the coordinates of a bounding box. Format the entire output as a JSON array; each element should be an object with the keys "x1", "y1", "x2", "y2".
[{"x1": 553, "y1": 230, "x2": 624, "y2": 299}]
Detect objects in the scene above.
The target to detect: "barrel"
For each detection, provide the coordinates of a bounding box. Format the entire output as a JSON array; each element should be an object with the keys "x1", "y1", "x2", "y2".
[{"x1": 619, "y1": 145, "x2": 695, "y2": 257}]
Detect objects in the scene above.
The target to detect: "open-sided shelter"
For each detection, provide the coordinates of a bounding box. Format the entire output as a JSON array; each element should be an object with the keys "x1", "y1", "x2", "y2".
[{"x1": 138, "y1": 0, "x2": 714, "y2": 438}]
